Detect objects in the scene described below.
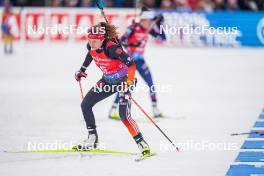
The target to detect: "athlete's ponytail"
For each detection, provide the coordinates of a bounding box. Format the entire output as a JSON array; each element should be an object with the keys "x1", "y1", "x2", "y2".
[{"x1": 98, "y1": 22, "x2": 119, "y2": 39}]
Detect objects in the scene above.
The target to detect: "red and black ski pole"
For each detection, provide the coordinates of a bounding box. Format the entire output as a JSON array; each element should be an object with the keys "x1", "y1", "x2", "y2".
[
  {"x1": 128, "y1": 94, "x2": 180, "y2": 152},
  {"x1": 78, "y1": 80, "x2": 84, "y2": 100}
]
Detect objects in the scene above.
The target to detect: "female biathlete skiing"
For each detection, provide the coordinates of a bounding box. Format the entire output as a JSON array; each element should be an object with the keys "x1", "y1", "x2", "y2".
[
  {"x1": 74, "y1": 22, "x2": 151, "y2": 157},
  {"x1": 109, "y1": 8, "x2": 166, "y2": 119}
]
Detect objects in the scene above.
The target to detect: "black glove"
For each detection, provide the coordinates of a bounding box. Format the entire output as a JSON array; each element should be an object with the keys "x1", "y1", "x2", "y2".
[
  {"x1": 153, "y1": 14, "x2": 164, "y2": 26},
  {"x1": 75, "y1": 70, "x2": 87, "y2": 81}
]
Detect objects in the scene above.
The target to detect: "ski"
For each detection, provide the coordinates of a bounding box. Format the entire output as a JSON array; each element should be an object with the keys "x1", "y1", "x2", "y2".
[
  {"x1": 4, "y1": 148, "x2": 138, "y2": 155},
  {"x1": 135, "y1": 152, "x2": 156, "y2": 162},
  {"x1": 231, "y1": 131, "x2": 264, "y2": 136}
]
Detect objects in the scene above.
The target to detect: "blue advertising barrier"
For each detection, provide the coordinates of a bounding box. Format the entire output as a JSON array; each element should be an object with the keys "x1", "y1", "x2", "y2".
[{"x1": 158, "y1": 11, "x2": 264, "y2": 47}]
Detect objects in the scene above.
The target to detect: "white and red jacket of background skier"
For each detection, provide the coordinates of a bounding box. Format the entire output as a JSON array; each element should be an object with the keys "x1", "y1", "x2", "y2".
[{"x1": 121, "y1": 20, "x2": 166, "y2": 59}]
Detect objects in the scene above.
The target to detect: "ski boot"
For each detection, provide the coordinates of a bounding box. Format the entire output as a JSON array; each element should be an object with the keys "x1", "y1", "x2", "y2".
[
  {"x1": 73, "y1": 127, "x2": 98, "y2": 150},
  {"x1": 108, "y1": 103, "x2": 120, "y2": 120},
  {"x1": 136, "y1": 138, "x2": 151, "y2": 156},
  {"x1": 135, "y1": 138, "x2": 156, "y2": 161},
  {"x1": 152, "y1": 102, "x2": 164, "y2": 118}
]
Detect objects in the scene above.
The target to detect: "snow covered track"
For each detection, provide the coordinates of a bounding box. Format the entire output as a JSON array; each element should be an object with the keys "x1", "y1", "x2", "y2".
[{"x1": 0, "y1": 43, "x2": 264, "y2": 176}]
